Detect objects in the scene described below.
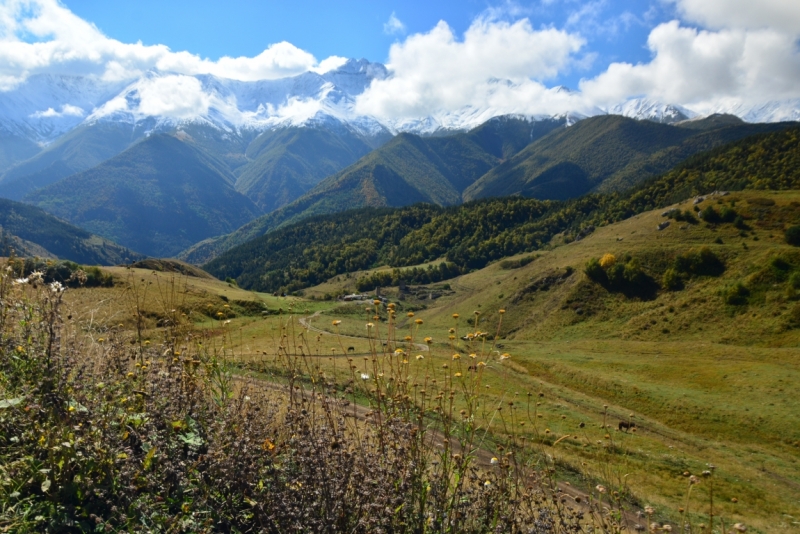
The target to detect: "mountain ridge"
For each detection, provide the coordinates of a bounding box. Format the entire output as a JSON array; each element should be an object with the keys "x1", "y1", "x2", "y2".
[{"x1": 24, "y1": 134, "x2": 261, "y2": 258}]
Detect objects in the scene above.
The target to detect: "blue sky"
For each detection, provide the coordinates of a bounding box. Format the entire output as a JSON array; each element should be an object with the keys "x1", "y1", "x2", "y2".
[{"x1": 63, "y1": 0, "x2": 670, "y2": 90}]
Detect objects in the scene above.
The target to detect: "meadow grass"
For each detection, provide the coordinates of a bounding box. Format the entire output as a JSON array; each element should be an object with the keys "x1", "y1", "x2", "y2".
[{"x1": 5, "y1": 190, "x2": 799, "y2": 532}]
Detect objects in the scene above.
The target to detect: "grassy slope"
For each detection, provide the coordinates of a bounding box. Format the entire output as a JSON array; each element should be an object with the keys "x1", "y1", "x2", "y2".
[
  {"x1": 0, "y1": 197, "x2": 141, "y2": 265},
  {"x1": 463, "y1": 115, "x2": 795, "y2": 201},
  {"x1": 198, "y1": 127, "x2": 800, "y2": 296},
  {"x1": 296, "y1": 190, "x2": 800, "y2": 530},
  {"x1": 62, "y1": 191, "x2": 800, "y2": 530},
  {"x1": 25, "y1": 134, "x2": 261, "y2": 258}
]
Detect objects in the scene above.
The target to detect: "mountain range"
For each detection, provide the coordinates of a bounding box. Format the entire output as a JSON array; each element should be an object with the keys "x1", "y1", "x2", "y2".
[
  {"x1": 179, "y1": 114, "x2": 795, "y2": 263},
  {"x1": 1, "y1": 58, "x2": 800, "y2": 268}
]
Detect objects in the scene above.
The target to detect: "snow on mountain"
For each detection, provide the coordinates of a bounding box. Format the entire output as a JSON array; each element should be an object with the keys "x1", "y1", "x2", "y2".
[
  {"x1": 608, "y1": 98, "x2": 697, "y2": 124},
  {"x1": 705, "y1": 99, "x2": 800, "y2": 124},
  {"x1": 80, "y1": 58, "x2": 392, "y2": 140},
  {"x1": 0, "y1": 75, "x2": 128, "y2": 142},
  {"x1": 0, "y1": 58, "x2": 797, "y2": 148}
]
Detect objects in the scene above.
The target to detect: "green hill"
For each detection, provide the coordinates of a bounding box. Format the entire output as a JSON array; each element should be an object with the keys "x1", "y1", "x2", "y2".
[
  {"x1": 181, "y1": 117, "x2": 563, "y2": 264},
  {"x1": 234, "y1": 126, "x2": 375, "y2": 212},
  {"x1": 0, "y1": 197, "x2": 141, "y2": 264},
  {"x1": 463, "y1": 115, "x2": 794, "y2": 201},
  {"x1": 25, "y1": 134, "x2": 261, "y2": 258},
  {"x1": 203, "y1": 126, "x2": 800, "y2": 293},
  {"x1": 0, "y1": 122, "x2": 152, "y2": 200}
]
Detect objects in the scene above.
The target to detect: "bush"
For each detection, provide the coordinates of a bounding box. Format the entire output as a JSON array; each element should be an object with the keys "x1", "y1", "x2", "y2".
[
  {"x1": 9, "y1": 258, "x2": 113, "y2": 288},
  {"x1": 586, "y1": 254, "x2": 658, "y2": 299},
  {"x1": 719, "y1": 206, "x2": 738, "y2": 223},
  {"x1": 724, "y1": 282, "x2": 750, "y2": 305},
  {"x1": 498, "y1": 255, "x2": 536, "y2": 270},
  {"x1": 585, "y1": 257, "x2": 607, "y2": 284},
  {"x1": 786, "y1": 225, "x2": 800, "y2": 246},
  {"x1": 674, "y1": 247, "x2": 725, "y2": 277},
  {"x1": 599, "y1": 253, "x2": 616, "y2": 268},
  {"x1": 790, "y1": 271, "x2": 800, "y2": 290},
  {"x1": 662, "y1": 268, "x2": 684, "y2": 291},
  {"x1": 666, "y1": 210, "x2": 698, "y2": 224},
  {"x1": 700, "y1": 206, "x2": 722, "y2": 224}
]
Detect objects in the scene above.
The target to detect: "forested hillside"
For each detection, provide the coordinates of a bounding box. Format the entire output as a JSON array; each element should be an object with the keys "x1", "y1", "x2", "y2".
[
  {"x1": 0, "y1": 198, "x2": 141, "y2": 265},
  {"x1": 181, "y1": 117, "x2": 564, "y2": 263},
  {"x1": 205, "y1": 126, "x2": 800, "y2": 293},
  {"x1": 463, "y1": 115, "x2": 794, "y2": 201},
  {"x1": 234, "y1": 126, "x2": 376, "y2": 212},
  {"x1": 25, "y1": 135, "x2": 261, "y2": 257},
  {"x1": 0, "y1": 122, "x2": 147, "y2": 200}
]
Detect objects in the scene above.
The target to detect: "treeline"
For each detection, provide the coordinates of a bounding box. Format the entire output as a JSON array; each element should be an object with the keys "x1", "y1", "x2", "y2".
[
  {"x1": 355, "y1": 262, "x2": 462, "y2": 292},
  {"x1": 205, "y1": 127, "x2": 800, "y2": 293},
  {"x1": 204, "y1": 206, "x2": 442, "y2": 293}
]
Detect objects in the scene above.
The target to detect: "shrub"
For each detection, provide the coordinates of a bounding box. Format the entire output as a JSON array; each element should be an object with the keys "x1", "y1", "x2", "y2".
[
  {"x1": 719, "y1": 206, "x2": 738, "y2": 223},
  {"x1": 786, "y1": 225, "x2": 800, "y2": 246},
  {"x1": 498, "y1": 255, "x2": 536, "y2": 270},
  {"x1": 599, "y1": 253, "x2": 616, "y2": 268},
  {"x1": 586, "y1": 254, "x2": 658, "y2": 298},
  {"x1": 724, "y1": 282, "x2": 750, "y2": 305},
  {"x1": 8, "y1": 258, "x2": 113, "y2": 288},
  {"x1": 666, "y1": 210, "x2": 698, "y2": 224},
  {"x1": 662, "y1": 268, "x2": 684, "y2": 291},
  {"x1": 585, "y1": 257, "x2": 607, "y2": 284},
  {"x1": 700, "y1": 206, "x2": 722, "y2": 224},
  {"x1": 674, "y1": 247, "x2": 725, "y2": 277},
  {"x1": 790, "y1": 271, "x2": 800, "y2": 290}
]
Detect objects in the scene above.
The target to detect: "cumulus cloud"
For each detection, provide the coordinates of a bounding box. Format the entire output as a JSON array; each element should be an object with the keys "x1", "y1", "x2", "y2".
[
  {"x1": 0, "y1": 0, "x2": 335, "y2": 90},
  {"x1": 30, "y1": 103, "x2": 84, "y2": 118},
  {"x1": 135, "y1": 76, "x2": 210, "y2": 119},
  {"x1": 356, "y1": 17, "x2": 587, "y2": 120},
  {"x1": 669, "y1": 0, "x2": 800, "y2": 33},
  {"x1": 580, "y1": 16, "x2": 800, "y2": 110},
  {"x1": 383, "y1": 12, "x2": 406, "y2": 35}
]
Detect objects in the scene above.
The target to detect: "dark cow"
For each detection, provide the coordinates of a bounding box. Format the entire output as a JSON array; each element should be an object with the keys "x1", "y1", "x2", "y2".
[
  {"x1": 347, "y1": 347, "x2": 355, "y2": 353},
  {"x1": 618, "y1": 421, "x2": 636, "y2": 432}
]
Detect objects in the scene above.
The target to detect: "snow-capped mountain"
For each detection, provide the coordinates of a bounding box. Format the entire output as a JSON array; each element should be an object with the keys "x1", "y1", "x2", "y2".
[
  {"x1": 0, "y1": 75, "x2": 128, "y2": 143},
  {"x1": 707, "y1": 99, "x2": 800, "y2": 124},
  {"x1": 83, "y1": 59, "x2": 392, "y2": 140},
  {"x1": 608, "y1": 98, "x2": 698, "y2": 124},
  {"x1": 1, "y1": 57, "x2": 799, "y2": 151}
]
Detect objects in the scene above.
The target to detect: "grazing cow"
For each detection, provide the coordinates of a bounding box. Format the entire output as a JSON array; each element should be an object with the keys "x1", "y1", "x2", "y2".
[
  {"x1": 467, "y1": 365, "x2": 476, "y2": 371},
  {"x1": 618, "y1": 421, "x2": 636, "y2": 432},
  {"x1": 347, "y1": 346, "x2": 355, "y2": 353}
]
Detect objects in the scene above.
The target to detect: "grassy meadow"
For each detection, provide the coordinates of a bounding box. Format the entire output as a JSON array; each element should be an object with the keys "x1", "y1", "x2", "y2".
[{"x1": 3, "y1": 191, "x2": 800, "y2": 532}]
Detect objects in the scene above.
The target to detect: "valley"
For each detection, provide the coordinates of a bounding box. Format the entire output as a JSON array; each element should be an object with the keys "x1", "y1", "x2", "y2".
[{"x1": 2, "y1": 54, "x2": 800, "y2": 534}]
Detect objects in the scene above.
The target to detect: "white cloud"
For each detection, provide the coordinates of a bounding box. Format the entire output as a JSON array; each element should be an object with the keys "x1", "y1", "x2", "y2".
[
  {"x1": 356, "y1": 17, "x2": 587, "y2": 120},
  {"x1": 580, "y1": 18, "x2": 800, "y2": 110},
  {"x1": 30, "y1": 103, "x2": 84, "y2": 118},
  {"x1": 0, "y1": 0, "x2": 335, "y2": 90},
  {"x1": 668, "y1": 0, "x2": 800, "y2": 33},
  {"x1": 312, "y1": 55, "x2": 348, "y2": 74},
  {"x1": 383, "y1": 12, "x2": 406, "y2": 35},
  {"x1": 136, "y1": 76, "x2": 210, "y2": 119}
]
